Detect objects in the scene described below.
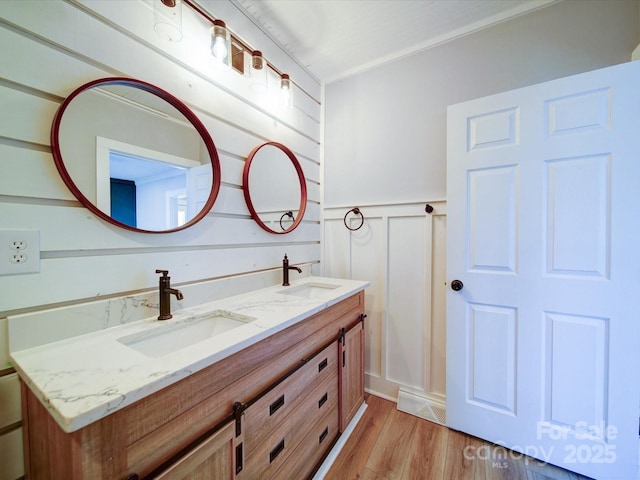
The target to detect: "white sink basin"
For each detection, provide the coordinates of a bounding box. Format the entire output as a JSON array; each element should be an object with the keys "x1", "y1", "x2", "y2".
[
  {"x1": 277, "y1": 282, "x2": 341, "y2": 299},
  {"x1": 117, "y1": 310, "x2": 255, "y2": 358}
]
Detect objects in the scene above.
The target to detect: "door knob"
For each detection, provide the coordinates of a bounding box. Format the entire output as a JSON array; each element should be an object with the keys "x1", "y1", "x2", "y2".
[{"x1": 451, "y1": 280, "x2": 464, "y2": 291}]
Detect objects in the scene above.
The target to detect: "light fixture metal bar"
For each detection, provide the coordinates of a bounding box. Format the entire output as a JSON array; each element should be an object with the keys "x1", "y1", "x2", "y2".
[
  {"x1": 183, "y1": 0, "x2": 282, "y2": 75},
  {"x1": 182, "y1": 0, "x2": 317, "y2": 104}
]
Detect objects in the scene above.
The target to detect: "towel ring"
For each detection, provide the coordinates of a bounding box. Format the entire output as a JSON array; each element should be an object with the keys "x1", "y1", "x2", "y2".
[
  {"x1": 344, "y1": 207, "x2": 364, "y2": 231},
  {"x1": 280, "y1": 211, "x2": 294, "y2": 231}
]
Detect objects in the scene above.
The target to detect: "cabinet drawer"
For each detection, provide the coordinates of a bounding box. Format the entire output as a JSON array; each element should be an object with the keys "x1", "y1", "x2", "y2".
[
  {"x1": 269, "y1": 402, "x2": 340, "y2": 480},
  {"x1": 243, "y1": 340, "x2": 338, "y2": 455},
  {"x1": 240, "y1": 371, "x2": 338, "y2": 479}
]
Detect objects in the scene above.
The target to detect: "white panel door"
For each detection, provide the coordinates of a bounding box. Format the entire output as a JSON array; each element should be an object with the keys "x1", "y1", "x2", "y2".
[{"x1": 447, "y1": 61, "x2": 640, "y2": 479}]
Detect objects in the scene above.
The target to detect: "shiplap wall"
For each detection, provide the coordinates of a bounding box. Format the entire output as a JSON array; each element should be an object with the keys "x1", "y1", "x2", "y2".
[{"x1": 0, "y1": 1, "x2": 320, "y2": 477}]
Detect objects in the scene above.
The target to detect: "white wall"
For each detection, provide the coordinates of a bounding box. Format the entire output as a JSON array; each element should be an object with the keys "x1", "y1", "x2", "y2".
[
  {"x1": 324, "y1": 0, "x2": 639, "y2": 207},
  {"x1": 0, "y1": 1, "x2": 320, "y2": 477},
  {"x1": 323, "y1": 0, "x2": 639, "y2": 405}
]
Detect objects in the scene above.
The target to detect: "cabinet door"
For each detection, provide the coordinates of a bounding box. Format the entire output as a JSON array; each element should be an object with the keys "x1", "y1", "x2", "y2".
[
  {"x1": 155, "y1": 422, "x2": 235, "y2": 480},
  {"x1": 340, "y1": 320, "x2": 364, "y2": 430}
]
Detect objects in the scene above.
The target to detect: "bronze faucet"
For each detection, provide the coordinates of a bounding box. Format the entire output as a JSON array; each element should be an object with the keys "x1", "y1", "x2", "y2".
[
  {"x1": 282, "y1": 254, "x2": 302, "y2": 286},
  {"x1": 155, "y1": 269, "x2": 184, "y2": 320}
]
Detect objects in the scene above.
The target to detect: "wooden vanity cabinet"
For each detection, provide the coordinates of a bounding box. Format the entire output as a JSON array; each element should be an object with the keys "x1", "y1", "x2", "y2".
[
  {"x1": 20, "y1": 291, "x2": 365, "y2": 480},
  {"x1": 340, "y1": 319, "x2": 365, "y2": 431}
]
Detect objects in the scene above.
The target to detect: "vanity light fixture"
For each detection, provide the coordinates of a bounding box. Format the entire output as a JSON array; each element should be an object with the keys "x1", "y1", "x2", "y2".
[
  {"x1": 210, "y1": 19, "x2": 231, "y2": 70},
  {"x1": 250, "y1": 50, "x2": 267, "y2": 93},
  {"x1": 252, "y1": 50, "x2": 264, "y2": 70},
  {"x1": 280, "y1": 73, "x2": 293, "y2": 109},
  {"x1": 180, "y1": 0, "x2": 300, "y2": 105},
  {"x1": 153, "y1": 0, "x2": 183, "y2": 42}
]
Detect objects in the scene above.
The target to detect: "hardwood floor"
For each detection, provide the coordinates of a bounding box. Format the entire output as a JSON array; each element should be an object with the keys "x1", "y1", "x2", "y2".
[{"x1": 325, "y1": 394, "x2": 593, "y2": 480}]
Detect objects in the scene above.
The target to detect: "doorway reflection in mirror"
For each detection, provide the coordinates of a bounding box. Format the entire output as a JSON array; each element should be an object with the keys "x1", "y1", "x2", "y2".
[{"x1": 98, "y1": 139, "x2": 209, "y2": 231}]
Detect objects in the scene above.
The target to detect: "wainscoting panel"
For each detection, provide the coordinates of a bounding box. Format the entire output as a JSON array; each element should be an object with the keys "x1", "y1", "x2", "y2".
[{"x1": 323, "y1": 201, "x2": 447, "y2": 405}]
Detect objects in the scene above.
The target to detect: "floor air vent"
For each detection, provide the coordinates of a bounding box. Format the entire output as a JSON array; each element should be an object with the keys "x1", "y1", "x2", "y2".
[{"x1": 397, "y1": 389, "x2": 446, "y2": 426}]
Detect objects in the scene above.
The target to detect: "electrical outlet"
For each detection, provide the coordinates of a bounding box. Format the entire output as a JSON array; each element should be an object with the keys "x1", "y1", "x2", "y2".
[
  {"x1": 11, "y1": 240, "x2": 28, "y2": 250},
  {"x1": 11, "y1": 254, "x2": 28, "y2": 264},
  {"x1": 0, "y1": 229, "x2": 40, "y2": 275}
]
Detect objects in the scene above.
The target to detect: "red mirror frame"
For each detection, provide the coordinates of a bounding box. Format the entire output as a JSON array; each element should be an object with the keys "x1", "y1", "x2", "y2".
[
  {"x1": 242, "y1": 142, "x2": 307, "y2": 234},
  {"x1": 50, "y1": 77, "x2": 221, "y2": 234}
]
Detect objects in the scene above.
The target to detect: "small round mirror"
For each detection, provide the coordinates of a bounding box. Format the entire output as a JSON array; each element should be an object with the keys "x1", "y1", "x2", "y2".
[
  {"x1": 242, "y1": 142, "x2": 307, "y2": 234},
  {"x1": 51, "y1": 77, "x2": 221, "y2": 233}
]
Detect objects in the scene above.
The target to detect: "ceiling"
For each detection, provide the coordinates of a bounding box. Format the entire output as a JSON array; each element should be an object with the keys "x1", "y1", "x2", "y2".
[{"x1": 231, "y1": 0, "x2": 557, "y2": 83}]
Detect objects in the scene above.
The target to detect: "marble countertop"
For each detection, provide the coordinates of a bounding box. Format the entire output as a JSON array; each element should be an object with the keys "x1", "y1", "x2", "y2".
[{"x1": 10, "y1": 276, "x2": 369, "y2": 433}]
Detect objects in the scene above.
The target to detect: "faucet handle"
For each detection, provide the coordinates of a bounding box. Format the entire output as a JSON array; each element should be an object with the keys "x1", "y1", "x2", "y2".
[{"x1": 155, "y1": 269, "x2": 169, "y2": 277}]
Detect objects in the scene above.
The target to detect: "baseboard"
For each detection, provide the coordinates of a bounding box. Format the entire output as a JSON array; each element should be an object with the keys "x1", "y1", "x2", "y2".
[
  {"x1": 312, "y1": 402, "x2": 368, "y2": 479},
  {"x1": 364, "y1": 387, "x2": 396, "y2": 403}
]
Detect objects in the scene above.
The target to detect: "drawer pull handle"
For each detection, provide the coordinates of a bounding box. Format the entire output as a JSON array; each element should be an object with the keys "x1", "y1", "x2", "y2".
[
  {"x1": 270, "y1": 394, "x2": 285, "y2": 416},
  {"x1": 235, "y1": 443, "x2": 243, "y2": 474},
  {"x1": 270, "y1": 438, "x2": 285, "y2": 463},
  {"x1": 318, "y1": 358, "x2": 328, "y2": 372},
  {"x1": 319, "y1": 427, "x2": 329, "y2": 444},
  {"x1": 318, "y1": 392, "x2": 328, "y2": 408}
]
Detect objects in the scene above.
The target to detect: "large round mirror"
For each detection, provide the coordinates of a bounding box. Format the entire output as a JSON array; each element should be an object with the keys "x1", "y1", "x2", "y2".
[
  {"x1": 51, "y1": 77, "x2": 221, "y2": 233},
  {"x1": 242, "y1": 142, "x2": 307, "y2": 234}
]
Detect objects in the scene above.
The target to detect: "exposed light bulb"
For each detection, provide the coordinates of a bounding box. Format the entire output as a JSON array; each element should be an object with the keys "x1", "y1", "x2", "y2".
[
  {"x1": 210, "y1": 19, "x2": 231, "y2": 70},
  {"x1": 252, "y1": 51, "x2": 264, "y2": 71},
  {"x1": 280, "y1": 74, "x2": 293, "y2": 109},
  {"x1": 250, "y1": 50, "x2": 268, "y2": 94},
  {"x1": 153, "y1": 0, "x2": 183, "y2": 42},
  {"x1": 212, "y1": 36, "x2": 228, "y2": 60}
]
